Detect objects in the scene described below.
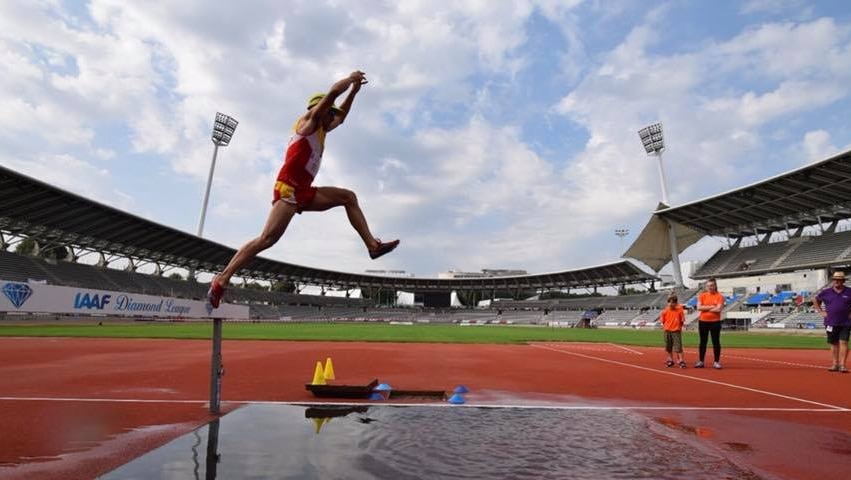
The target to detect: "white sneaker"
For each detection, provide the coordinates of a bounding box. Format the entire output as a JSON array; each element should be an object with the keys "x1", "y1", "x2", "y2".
[
  {"x1": 713, "y1": 362, "x2": 722, "y2": 369},
  {"x1": 694, "y1": 361, "x2": 704, "y2": 368}
]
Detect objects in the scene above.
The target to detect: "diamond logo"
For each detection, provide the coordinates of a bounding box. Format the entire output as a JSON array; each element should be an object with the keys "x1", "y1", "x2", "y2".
[{"x1": 3, "y1": 283, "x2": 33, "y2": 309}]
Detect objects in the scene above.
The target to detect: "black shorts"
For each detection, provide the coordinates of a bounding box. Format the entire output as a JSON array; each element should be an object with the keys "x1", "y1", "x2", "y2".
[{"x1": 825, "y1": 325, "x2": 851, "y2": 344}]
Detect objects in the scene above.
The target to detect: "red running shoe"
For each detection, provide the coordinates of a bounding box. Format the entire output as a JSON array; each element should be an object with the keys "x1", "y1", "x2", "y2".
[
  {"x1": 207, "y1": 278, "x2": 226, "y2": 308},
  {"x1": 369, "y1": 239, "x2": 400, "y2": 260}
]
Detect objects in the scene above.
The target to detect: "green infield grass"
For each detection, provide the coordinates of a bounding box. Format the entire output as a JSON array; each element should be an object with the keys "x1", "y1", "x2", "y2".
[{"x1": 0, "y1": 322, "x2": 826, "y2": 349}]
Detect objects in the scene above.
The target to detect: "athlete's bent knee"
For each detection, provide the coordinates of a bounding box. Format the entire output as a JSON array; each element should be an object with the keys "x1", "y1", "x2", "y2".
[{"x1": 341, "y1": 189, "x2": 358, "y2": 206}]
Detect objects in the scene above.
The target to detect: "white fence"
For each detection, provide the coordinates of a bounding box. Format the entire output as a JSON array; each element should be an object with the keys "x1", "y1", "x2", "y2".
[{"x1": 1, "y1": 279, "x2": 248, "y2": 319}]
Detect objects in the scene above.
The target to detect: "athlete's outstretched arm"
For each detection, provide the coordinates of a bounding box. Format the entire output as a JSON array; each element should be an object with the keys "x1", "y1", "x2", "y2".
[
  {"x1": 301, "y1": 71, "x2": 365, "y2": 134},
  {"x1": 328, "y1": 74, "x2": 365, "y2": 131}
]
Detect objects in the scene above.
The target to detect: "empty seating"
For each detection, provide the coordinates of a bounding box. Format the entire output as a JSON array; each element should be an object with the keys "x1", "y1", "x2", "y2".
[
  {"x1": 545, "y1": 310, "x2": 585, "y2": 326},
  {"x1": 629, "y1": 309, "x2": 661, "y2": 326},
  {"x1": 596, "y1": 310, "x2": 641, "y2": 324},
  {"x1": 695, "y1": 230, "x2": 851, "y2": 277},
  {"x1": 782, "y1": 231, "x2": 851, "y2": 268},
  {"x1": 0, "y1": 251, "x2": 59, "y2": 283}
]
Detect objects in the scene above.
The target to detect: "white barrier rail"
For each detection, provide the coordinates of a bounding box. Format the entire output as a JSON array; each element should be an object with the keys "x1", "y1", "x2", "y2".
[{"x1": 0, "y1": 279, "x2": 248, "y2": 319}]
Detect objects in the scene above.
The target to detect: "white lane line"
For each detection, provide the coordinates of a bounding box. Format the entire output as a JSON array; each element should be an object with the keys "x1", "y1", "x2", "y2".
[
  {"x1": 541, "y1": 343, "x2": 642, "y2": 355},
  {"x1": 262, "y1": 400, "x2": 845, "y2": 412},
  {"x1": 531, "y1": 344, "x2": 850, "y2": 411},
  {"x1": 0, "y1": 396, "x2": 207, "y2": 404},
  {"x1": 0, "y1": 397, "x2": 846, "y2": 413},
  {"x1": 543, "y1": 345, "x2": 821, "y2": 368},
  {"x1": 722, "y1": 354, "x2": 824, "y2": 369},
  {"x1": 608, "y1": 343, "x2": 645, "y2": 355}
]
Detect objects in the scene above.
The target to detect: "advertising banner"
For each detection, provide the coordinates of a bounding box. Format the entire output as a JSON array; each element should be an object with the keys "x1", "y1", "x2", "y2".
[{"x1": 0, "y1": 279, "x2": 248, "y2": 319}]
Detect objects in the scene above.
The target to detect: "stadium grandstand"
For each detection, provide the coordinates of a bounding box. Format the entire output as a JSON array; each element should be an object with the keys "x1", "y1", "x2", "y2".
[
  {"x1": 0, "y1": 164, "x2": 662, "y2": 324},
  {"x1": 624, "y1": 147, "x2": 851, "y2": 329},
  {"x1": 4, "y1": 147, "x2": 850, "y2": 328}
]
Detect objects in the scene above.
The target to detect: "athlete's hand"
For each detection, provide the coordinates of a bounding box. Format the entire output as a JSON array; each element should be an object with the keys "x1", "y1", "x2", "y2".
[
  {"x1": 349, "y1": 70, "x2": 368, "y2": 88},
  {"x1": 349, "y1": 70, "x2": 367, "y2": 82}
]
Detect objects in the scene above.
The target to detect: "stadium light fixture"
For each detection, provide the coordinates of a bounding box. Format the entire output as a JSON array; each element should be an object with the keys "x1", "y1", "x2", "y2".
[
  {"x1": 637, "y1": 122, "x2": 683, "y2": 288},
  {"x1": 615, "y1": 228, "x2": 630, "y2": 253},
  {"x1": 211, "y1": 112, "x2": 238, "y2": 147},
  {"x1": 637, "y1": 122, "x2": 670, "y2": 205},
  {"x1": 638, "y1": 122, "x2": 665, "y2": 155},
  {"x1": 198, "y1": 112, "x2": 239, "y2": 237}
]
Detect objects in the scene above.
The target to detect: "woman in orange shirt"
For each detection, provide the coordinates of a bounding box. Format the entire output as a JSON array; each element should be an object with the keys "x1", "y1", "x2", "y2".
[
  {"x1": 696, "y1": 278, "x2": 725, "y2": 369},
  {"x1": 660, "y1": 293, "x2": 686, "y2": 368}
]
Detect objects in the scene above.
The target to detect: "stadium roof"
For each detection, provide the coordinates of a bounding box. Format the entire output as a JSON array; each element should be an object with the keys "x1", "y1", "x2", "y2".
[
  {"x1": 626, "y1": 148, "x2": 851, "y2": 271},
  {"x1": 657, "y1": 148, "x2": 851, "y2": 237},
  {"x1": 0, "y1": 164, "x2": 657, "y2": 291}
]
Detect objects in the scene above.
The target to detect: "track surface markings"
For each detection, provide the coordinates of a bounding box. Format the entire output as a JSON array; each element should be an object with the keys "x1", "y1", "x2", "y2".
[
  {"x1": 531, "y1": 343, "x2": 849, "y2": 411},
  {"x1": 540, "y1": 342, "x2": 644, "y2": 355},
  {"x1": 0, "y1": 396, "x2": 846, "y2": 412},
  {"x1": 722, "y1": 354, "x2": 824, "y2": 369}
]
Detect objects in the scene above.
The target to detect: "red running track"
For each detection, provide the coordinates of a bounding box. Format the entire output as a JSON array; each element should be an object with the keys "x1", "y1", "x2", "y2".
[{"x1": 0, "y1": 337, "x2": 849, "y2": 479}]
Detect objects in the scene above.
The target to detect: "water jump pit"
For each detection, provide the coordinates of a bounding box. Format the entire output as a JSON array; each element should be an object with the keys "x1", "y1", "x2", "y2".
[{"x1": 100, "y1": 402, "x2": 766, "y2": 479}]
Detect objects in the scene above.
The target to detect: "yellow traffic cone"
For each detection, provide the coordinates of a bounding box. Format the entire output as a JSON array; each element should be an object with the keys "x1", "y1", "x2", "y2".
[
  {"x1": 312, "y1": 417, "x2": 327, "y2": 434},
  {"x1": 312, "y1": 361, "x2": 326, "y2": 385},
  {"x1": 324, "y1": 357, "x2": 336, "y2": 381}
]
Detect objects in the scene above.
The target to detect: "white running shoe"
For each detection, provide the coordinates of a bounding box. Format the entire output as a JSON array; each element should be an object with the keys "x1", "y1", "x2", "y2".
[
  {"x1": 713, "y1": 362, "x2": 722, "y2": 370},
  {"x1": 694, "y1": 361, "x2": 705, "y2": 368}
]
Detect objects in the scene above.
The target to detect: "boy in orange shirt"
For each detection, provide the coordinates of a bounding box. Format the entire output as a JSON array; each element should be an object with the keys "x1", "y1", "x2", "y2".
[{"x1": 660, "y1": 293, "x2": 686, "y2": 368}]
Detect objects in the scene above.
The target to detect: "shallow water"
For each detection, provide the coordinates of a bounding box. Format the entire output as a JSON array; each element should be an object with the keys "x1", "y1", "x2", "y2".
[{"x1": 102, "y1": 404, "x2": 762, "y2": 479}]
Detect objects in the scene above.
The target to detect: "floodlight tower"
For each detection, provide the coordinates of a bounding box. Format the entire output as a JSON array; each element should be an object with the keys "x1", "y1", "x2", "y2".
[
  {"x1": 197, "y1": 112, "x2": 239, "y2": 237},
  {"x1": 638, "y1": 123, "x2": 670, "y2": 205},
  {"x1": 615, "y1": 228, "x2": 630, "y2": 254},
  {"x1": 198, "y1": 113, "x2": 237, "y2": 415},
  {"x1": 638, "y1": 122, "x2": 683, "y2": 288}
]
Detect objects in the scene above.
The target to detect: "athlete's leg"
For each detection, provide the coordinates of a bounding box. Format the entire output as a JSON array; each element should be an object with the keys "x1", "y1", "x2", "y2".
[
  {"x1": 304, "y1": 186, "x2": 380, "y2": 250},
  {"x1": 697, "y1": 321, "x2": 709, "y2": 363},
  {"x1": 710, "y1": 321, "x2": 722, "y2": 362},
  {"x1": 840, "y1": 340, "x2": 848, "y2": 368},
  {"x1": 217, "y1": 200, "x2": 298, "y2": 286}
]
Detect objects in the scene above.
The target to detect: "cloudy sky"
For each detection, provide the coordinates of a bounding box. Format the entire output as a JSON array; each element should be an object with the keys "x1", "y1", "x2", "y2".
[{"x1": 2, "y1": 0, "x2": 851, "y2": 279}]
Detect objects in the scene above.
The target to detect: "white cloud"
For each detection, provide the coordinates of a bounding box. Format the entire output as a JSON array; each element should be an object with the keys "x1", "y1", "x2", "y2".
[
  {"x1": 707, "y1": 80, "x2": 846, "y2": 126},
  {"x1": 129, "y1": 104, "x2": 180, "y2": 154},
  {"x1": 716, "y1": 18, "x2": 851, "y2": 79},
  {"x1": 0, "y1": 153, "x2": 134, "y2": 210},
  {"x1": 0, "y1": 45, "x2": 44, "y2": 88},
  {"x1": 800, "y1": 130, "x2": 839, "y2": 163},
  {"x1": 94, "y1": 148, "x2": 116, "y2": 160},
  {"x1": 0, "y1": 97, "x2": 94, "y2": 145}
]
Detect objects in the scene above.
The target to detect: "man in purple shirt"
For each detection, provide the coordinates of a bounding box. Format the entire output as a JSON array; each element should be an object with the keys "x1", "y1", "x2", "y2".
[{"x1": 813, "y1": 271, "x2": 851, "y2": 373}]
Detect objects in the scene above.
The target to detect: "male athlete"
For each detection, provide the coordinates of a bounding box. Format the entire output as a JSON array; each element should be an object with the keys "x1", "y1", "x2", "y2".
[{"x1": 207, "y1": 70, "x2": 399, "y2": 308}]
